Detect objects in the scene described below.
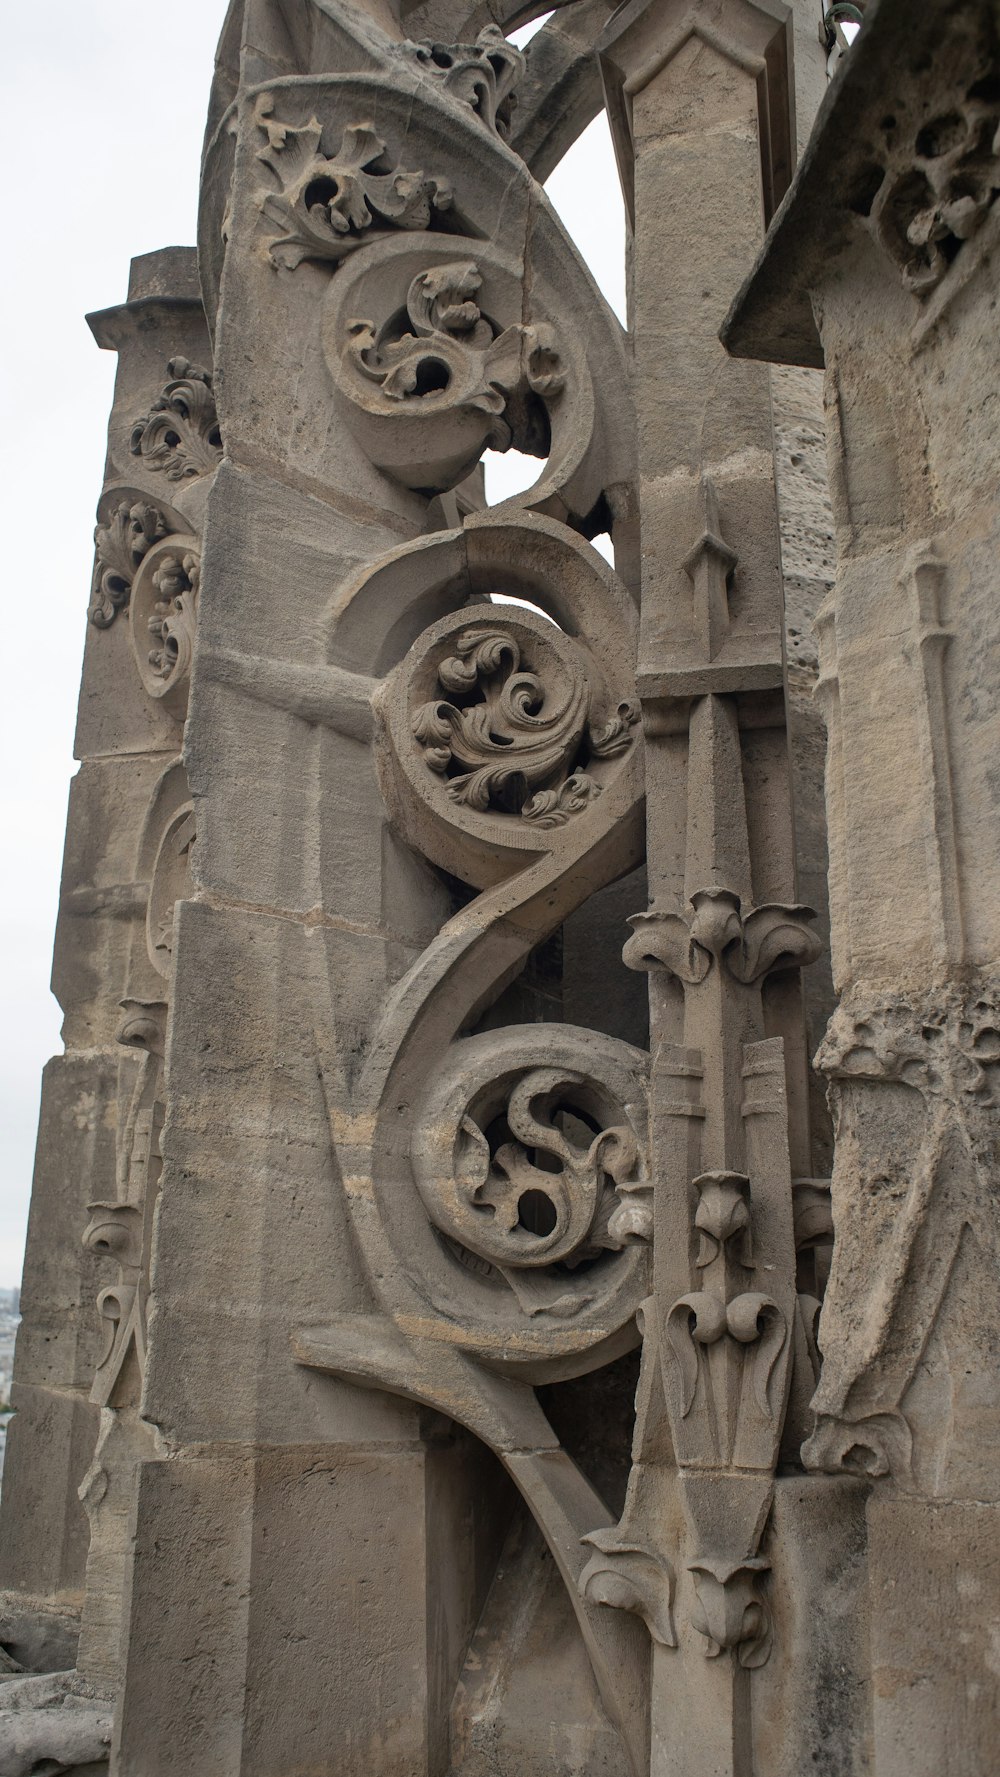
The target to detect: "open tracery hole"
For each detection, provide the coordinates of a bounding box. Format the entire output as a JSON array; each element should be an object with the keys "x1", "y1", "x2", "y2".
[
  {"x1": 483, "y1": 448, "x2": 542, "y2": 504},
  {"x1": 507, "y1": 11, "x2": 554, "y2": 49},
  {"x1": 517, "y1": 1188, "x2": 558, "y2": 1234},
  {"x1": 545, "y1": 112, "x2": 626, "y2": 325},
  {"x1": 489, "y1": 590, "x2": 560, "y2": 626},
  {"x1": 412, "y1": 357, "x2": 451, "y2": 396},
  {"x1": 915, "y1": 112, "x2": 966, "y2": 159},
  {"x1": 304, "y1": 173, "x2": 342, "y2": 210}
]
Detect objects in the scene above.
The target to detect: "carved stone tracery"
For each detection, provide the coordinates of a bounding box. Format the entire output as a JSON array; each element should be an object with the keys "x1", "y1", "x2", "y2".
[
  {"x1": 866, "y1": 86, "x2": 1000, "y2": 295},
  {"x1": 414, "y1": 1032, "x2": 652, "y2": 1305}
]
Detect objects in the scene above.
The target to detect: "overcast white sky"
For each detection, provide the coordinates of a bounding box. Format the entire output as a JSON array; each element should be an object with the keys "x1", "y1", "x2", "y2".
[{"x1": 0, "y1": 3, "x2": 624, "y2": 1289}]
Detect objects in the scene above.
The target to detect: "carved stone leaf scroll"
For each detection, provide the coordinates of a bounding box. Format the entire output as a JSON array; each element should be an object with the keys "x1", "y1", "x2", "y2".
[
  {"x1": 254, "y1": 99, "x2": 452, "y2": 271},
  {"x1": 339, "y1": 257, "x2": 563, "y2": 491},
  {"x1": 129, "y1": 359, "x2": 222, "y2": 482},
  {"x1": 89, "y1": 500, "x2": 168, "y2": 628},
  {"x1": 401, "y1": 25, "x2": 524, "y2": 141},
  {"x1": 413, "y1": 625, "x2": 591, "y2": 818},
  {"x1": 407, "y1": 614, "x2": 637, "y2": 828},
  {"x1": 128, "y1": 535, "x2": 201, "y2": 718},
  {"x1": 413, "y1": 1028, "x2": 651, "y2": 1322}
]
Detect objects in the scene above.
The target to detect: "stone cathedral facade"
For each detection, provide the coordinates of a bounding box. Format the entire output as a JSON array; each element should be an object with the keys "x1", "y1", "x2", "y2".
[{"x1": 1, "y1": 0, "x2": 998, "y2": 1771}]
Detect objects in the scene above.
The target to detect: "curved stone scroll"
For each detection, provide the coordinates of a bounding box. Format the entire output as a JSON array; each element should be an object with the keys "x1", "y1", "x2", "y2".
[
  {"x1": 412, "y1": 1024, "x2": 651, "y2": 1322},
  {"x1": 323, "y1": 236, "x2": 579, "y2": 500},
  {"x1": 88, "y1": 483, "x2": 188, "y2": 631},
  {"x1": 359, "y1": 514, "x2": 641, "y2": 890},
  {"x1": 382, "y1": 601, "x2": 637, "y2": 882},
  {"x1": 128, "y1": 533, "x2": 201, "y2": 718}
]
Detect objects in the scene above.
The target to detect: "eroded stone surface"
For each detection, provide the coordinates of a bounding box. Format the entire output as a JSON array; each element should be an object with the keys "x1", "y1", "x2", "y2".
[{"x1": 2, "y1": 1, "x2": 996, "y2": 1775}]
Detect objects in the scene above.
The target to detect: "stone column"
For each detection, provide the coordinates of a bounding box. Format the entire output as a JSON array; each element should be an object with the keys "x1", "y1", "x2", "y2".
[
  {"x1": 111, "y1": 4, "x2": 537, "y2": 1772},
  {"x1": 0, "y1": 249, "x2": 211, "y2": 1679},
  {"x1": 724, "y1": 0, "x2": 1000, "y2": 1770},
  {"x1": 581, "y1": 4, "x2": 863, "y2": 1775}
]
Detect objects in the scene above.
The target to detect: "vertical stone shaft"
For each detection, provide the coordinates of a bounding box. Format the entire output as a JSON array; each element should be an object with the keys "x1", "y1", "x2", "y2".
[
  {"x1": 600, "y1": 4, "x2": 812, "y2": 1773},
  {"x1": 0, "y1": 250, "x2": 209, "y2": 1679},
  {"x1": 722, "y1": 3, "x2": 1000, "y2": 1769}
]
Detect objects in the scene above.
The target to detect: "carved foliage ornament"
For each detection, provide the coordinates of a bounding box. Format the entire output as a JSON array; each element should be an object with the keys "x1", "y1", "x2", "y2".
[
  {"x1": 340, "y1": 259, "x2": 563, "y2": 489},
  {"x1": 129, "y1": 358, "x2": 222, "y2": 481},
  {"x1": 624, "y1": 887, "x2": 821, "y2": 985},
  {"x1": 579, "y1": 1529, "x2": 676, "y2": 1648},
  {"x1": 255, "y1": 100, "x2": 452, "y2": 271},
  {"x1": 411, "y1": 622, "x2": 637, "y2": 826},
  {"x1": 128, "y1": 535, "x2": 201, "y2": 717},
  {"x1": 401, "y1": 26, "x2": 524, "y2": 141},
  {"x1": 89, "y1": 500, "x2": 168, "y2": 628},
  {"x1": 82, "y1": 1001, "x2": 167, "y2": 1405},
  {"x1": 689, "y1": 1558, "x2": 772, "y2": 1669},
  {"x1": 806, "y1": 982, "x2": 1000, "y2": 1482},
  {"x1": 412, "y1": 1030, "x2": 651, "y2": 1323}
]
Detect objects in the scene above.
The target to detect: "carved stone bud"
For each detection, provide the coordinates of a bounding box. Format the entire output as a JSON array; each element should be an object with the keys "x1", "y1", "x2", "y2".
[{"x1": 688, "y1": 1557, "x2": 772, "y2": 1668}]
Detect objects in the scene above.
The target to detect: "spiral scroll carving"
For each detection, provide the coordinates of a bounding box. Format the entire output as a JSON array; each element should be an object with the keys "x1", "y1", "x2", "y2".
[
  {"x1": 412, "y1": 1026, "x2": 651, "y2": 1322},
  {"x1": 379, "y1": 590, "x2": 640, "y2": 884},
  {"x1": 412, "y1": 624, "x2": 621, "y2": 822},
  {"x1": 129, "y1": 535, "x2": 201, "y2": 718}
]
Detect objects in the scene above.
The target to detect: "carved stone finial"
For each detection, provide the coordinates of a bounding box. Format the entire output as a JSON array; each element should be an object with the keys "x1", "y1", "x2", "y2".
[
  {"x1": 579, "y1": 1529, "x2": 676, "y2": 1647},
  {"x1": 624, "y1": 891, "x2": 821, "y2": 985},
  {"x1": 694, "y1": 1171, "x2": 753, "y2": 1269},
  {"x1": 688, "y1": 1558, "x2": 772, "y2": 1668}
]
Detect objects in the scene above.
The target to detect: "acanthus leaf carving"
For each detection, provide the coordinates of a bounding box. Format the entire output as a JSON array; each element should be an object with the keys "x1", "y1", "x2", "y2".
[
  {"x1": 89, "y1": 500, "x2": 169, "y2": 628},
  {"x1": 410, "y1": 622, "x2": 635, "y2": 825},
  {"x1": 401, "y1": 25, "x2": 524, "y2": 141},
  {"x1": 128, "y1": 538, "x2": 201, "y2": 716},
  {"x1": 255, "y1": 100, "x2": 452, "y2": 272},
  {"x1": 129, "y1": 358, "x2": 222, "y2": 482},
  {"x1": 413, "y1": 624, "x2": 589, "y2": 813},
  {"x1": 348, "y1": 261, "x2": 563, "y2": 461}
]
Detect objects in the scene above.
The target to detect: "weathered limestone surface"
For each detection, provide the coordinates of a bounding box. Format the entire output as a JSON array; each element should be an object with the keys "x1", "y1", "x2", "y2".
[
  {"x1": 727, "y1": 0, "x2": 1000, "y2": 1770},
  {"x1": 2, "y1": 0, "x2": 997, "y2": 1774}
]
